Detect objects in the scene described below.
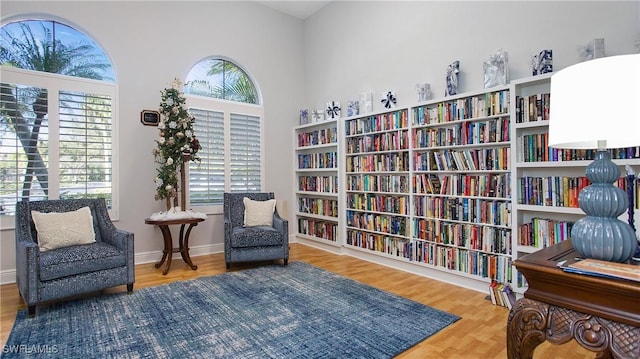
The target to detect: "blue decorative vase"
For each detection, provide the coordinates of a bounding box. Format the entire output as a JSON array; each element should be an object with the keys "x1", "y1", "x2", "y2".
[{"x1": 570, "y1": 151, "x2": 636, "y2": 263}]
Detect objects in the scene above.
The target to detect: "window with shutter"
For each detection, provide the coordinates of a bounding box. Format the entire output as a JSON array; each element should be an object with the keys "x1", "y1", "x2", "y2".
[
  {"x1": 185, "y1": 58, "x2": 263, "y2": 210},
  {"x1": 0, "y1": 19, "x2": 116, "y2": 221}
]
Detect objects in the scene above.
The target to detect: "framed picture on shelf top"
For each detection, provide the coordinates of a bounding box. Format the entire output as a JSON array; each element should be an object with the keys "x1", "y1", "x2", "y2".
[{"x1": 140, "y1": 110, "x2": 160, "y2": 126}]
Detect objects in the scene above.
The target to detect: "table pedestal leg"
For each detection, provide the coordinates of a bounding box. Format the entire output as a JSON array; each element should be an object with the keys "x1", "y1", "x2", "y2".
[
  {"x1": 154, "y1": 225, "x2": 174, "y2": 275},
  {"x1": 179, "y1": 223, "x2": 198, "y2": 270}
]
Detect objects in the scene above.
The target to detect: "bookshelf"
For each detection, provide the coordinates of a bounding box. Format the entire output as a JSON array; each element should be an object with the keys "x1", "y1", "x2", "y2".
[
  {"x1": 294, "y1": 119, "x2": 341, "y2": 248},
  {"x1": 510, "y1": 73, "x2": 640, "y2": 293},
  {"x1": 343, "y1": 108, "x2": 412, "y2": 259},
  {"x1": 295, "y1": 76, "x2": 640, "y2": 296},
  {"x1": 410, "y1": 86, "x2": 513, "y2": 286}
]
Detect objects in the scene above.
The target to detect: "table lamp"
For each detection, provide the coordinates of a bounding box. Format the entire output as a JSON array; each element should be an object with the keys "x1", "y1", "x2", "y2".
[{"x1": 548, "y1": 54, "x2": 640, "y2": 263}]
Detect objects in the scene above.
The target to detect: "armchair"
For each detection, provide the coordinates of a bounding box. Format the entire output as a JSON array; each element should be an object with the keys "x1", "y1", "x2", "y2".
[
  {"x1": 15, "y1": 198, "x2": 135, "y2": 316},
  {"x1": 223, "y1": 192, "x2": 288, "y2": 270}
]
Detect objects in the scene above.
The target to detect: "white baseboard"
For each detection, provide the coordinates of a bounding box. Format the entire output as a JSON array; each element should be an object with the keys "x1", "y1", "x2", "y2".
[{"x1": 0, "y1": 243, "x2": 224, "y2": 285}]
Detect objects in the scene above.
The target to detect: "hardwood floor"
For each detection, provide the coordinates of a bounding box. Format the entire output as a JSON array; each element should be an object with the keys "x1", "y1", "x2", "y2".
[{"x1": 1, "y1": 243, "x2": 592, "y2": 358}]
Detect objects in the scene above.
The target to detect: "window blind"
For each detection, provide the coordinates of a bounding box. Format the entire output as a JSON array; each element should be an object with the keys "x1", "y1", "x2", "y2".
[
  {"x1": 0, "y1": 83, "x2": 49, "y2": 215},
  {"x1": 230, "y1": 113, "x2": 261, "y2": 192},
  {"x1": 58, "y1": 90, "x2": 112, "y2": 205},
  {"x1": 189, "y1": 108, "x2": 225, "y2": 205}
]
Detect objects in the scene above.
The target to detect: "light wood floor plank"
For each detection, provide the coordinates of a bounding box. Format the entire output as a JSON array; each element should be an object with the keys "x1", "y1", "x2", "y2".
[{"x1": 1, "y1": 243, "x2": 591, "y2": 358}]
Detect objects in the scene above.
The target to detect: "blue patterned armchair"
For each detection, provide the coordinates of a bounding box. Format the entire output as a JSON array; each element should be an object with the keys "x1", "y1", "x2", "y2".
[
  {"x1": 15, "y1": 198, "x2": 135, "y2": 316},
  {"x1": 224, "y1": 192, "x2": 288, "y2": 270}
]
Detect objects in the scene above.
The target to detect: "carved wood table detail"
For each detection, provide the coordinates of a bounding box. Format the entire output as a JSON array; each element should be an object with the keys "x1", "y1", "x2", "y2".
[{"x1": 507, "y1": 240, "x2": 640, "y2": 359}]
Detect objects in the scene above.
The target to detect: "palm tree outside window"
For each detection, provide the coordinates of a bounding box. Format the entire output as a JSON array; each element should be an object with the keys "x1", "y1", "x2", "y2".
[
  {"x1": 0, "y1": 19, "x2": 117, "y2": 216},
  {"x1": 184, "y1": 58, "x2": 263, "y2": 209}
]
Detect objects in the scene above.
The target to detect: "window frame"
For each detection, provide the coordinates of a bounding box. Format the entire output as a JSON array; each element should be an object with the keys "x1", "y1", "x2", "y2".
[
  {"x1": 185, "y1": 94, "x2": 264, "y2": 215},
  {"x1": 0, "y1": 66, "x2": 119, "y2": 229}
]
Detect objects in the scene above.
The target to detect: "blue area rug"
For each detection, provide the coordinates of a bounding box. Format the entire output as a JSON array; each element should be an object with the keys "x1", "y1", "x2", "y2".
[{"x1": 2, "y1": 262, "x2": 459, "y2": 358}]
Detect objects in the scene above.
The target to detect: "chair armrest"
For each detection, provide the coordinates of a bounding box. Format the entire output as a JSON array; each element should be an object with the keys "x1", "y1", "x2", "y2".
[
  {"x1": 272, "y1": 212, "x2": 288, "y2": 242},
  {"x1": 224, "y1": 217, "x2": 232, "y2": 244},
  {"x1": 15, "y1": 222, "x2": 40, "y2": 306}
]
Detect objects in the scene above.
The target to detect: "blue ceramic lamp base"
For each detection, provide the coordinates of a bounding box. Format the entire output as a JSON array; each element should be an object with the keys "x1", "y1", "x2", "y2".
[{"x1": 571, "y1": 151, "x2": 637, "y2": 263}]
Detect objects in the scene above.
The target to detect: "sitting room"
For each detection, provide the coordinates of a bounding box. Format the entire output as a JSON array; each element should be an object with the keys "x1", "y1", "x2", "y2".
[{"x1": 1, "y1": 1, "x2": 639, "y2": 358}]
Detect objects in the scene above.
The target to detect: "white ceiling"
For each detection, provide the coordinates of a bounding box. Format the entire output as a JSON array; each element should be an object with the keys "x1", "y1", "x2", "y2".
[{"x1": 257, "y1": 1, "x2": 331, "y2": 20}]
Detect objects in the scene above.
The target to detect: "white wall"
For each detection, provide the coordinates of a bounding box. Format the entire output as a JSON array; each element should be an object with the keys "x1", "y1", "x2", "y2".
[
  {"x1": 302, "y1": 1, "x2": 640, "y2": 110},
  {"x1": 0, "y1": 1, "x2": 304, "y2": 281}
]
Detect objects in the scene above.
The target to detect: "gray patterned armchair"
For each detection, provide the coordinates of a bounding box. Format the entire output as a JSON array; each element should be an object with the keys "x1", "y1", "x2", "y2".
[
  {"x1": 224, "y1": 192, "x2": 288, "y2": 270},
  {"x1": 15, "y1": 198, "x2": 135, "y2": 316}
]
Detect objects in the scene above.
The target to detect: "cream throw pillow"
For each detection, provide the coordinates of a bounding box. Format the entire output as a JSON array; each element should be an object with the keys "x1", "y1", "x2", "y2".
[
  {"x1": 31, "y1": 206, "x2": 96, "y2": 251},
  {"x1": 243, "y1": 197, "x2": 276, "y2": 227}
]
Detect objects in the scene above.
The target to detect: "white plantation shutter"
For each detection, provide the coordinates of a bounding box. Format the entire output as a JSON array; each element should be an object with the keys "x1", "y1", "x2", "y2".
[
  {"x1": 58, "y1": 90, "x2": 112, "y2": 205},
  {"x1": 189, "y1": 109, "x2": 225, "y2": 205},
  {"x1": 0, "y1": 83, "x2": 49, "y2": 215},
  {"x1": 230, "y1": 113, "x2": 261, "y2": 192},
  {"x1": 0, "y1": 67, "x2": 118, "y2": 219}
]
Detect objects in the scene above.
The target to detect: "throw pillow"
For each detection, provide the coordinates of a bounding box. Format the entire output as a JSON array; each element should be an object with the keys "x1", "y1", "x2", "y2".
[
  {"x1": 31, "y1": 206, "x2": 96, "y2": 251},
  {"x1": 243, "y1": 197, "x2": 276, "y2": 227}
]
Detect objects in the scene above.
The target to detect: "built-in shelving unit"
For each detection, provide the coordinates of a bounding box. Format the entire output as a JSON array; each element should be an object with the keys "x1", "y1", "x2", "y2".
[
  {"x1": 294, "y1": 74, "x2": 640, "y2": 296},
  {"x1": 510, "y1": 73, "x2": 640, "y2": 292},
  {"x1": 293, "y1": 120, "x2": 341, "y2": 248},
  {"x1": 411, "y1": 86, "x2": 512, "y2": 285},
  {"x1": 343, "y1": 109, "x2": 411, "y2": 259}
]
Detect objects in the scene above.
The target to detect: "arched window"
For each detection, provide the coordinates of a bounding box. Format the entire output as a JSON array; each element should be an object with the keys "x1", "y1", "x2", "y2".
[
  {"x1": 0, "y1": 19, "x2": 117, "y2": 218},
  {"x1": 185, "y1": 58, "x2": 257, "y2": 104},
  {"x1": 184, "y1": 58, "x2": 263, "y2": 209}
]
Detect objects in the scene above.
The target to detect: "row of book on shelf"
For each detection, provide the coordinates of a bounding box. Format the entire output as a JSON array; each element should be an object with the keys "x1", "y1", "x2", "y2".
[
  {"x1": 297, "y1": 152, "x2": 338, "y2": 169},
  {"x1": 297, "y1": 127, "x2": 337, "y2": 147},
  {"x1": 298, "y1": 175, "x2": 338, "y2": 193},
  {"x1": 413, "y1": 90, "x2": 510, "y2": 125},
  {"x1": 514, "y1": 93, "x2": 550, "y2": 123},
  {"x1": 412, "y1": 219, "x2": 511, "y2": 255},
  {"x1": 413, "y1": 116, "x2": 510, "y2": 147},
  {"x1": 413, "y1": 173, "x2": 510, "y2": 198},
  {"x1": 517, "y1": 175, "x2": 634, "y2": 208},
  {"x1": 414, "y1": 147, "x2": 510, "y2": 172},
  {"x1": 347, "y1": 193, "x2": 408, "y2": 215},
  {"x1": 517, "y1": 218, "x2": 573, "y2": 248},
  {"x1": 516, "y1": 134, "x2": 640, "y2": 163},
  {"x1": 298, "y1": 197, "x2": 338, "y2": 217},
  {"x1": 297, "y1": 218, "x2": 338, "y2": 242},
  {"x1": 344, "y1": 232, "x2": 512, "y2": 283},
  {"x1": 345, "y1": 152, "x2": 410, "y2": 172},
  {"x1": 344, "y1": 110, "x2": 409, "y2": 136},
  {"x1": 345, "y1": 131, "x2": 408, "y2": 153},
  {"x1": 414, "y1": 197, "x2": 511, "y2": 227},
  {"x1": 346, "y1": 174, "x2": 409, "y2": 193}
]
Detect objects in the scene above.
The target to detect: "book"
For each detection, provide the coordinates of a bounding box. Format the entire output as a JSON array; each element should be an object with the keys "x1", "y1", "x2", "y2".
[{"x1": 558, "y1": 258, "x2": 640, "y2": 282}]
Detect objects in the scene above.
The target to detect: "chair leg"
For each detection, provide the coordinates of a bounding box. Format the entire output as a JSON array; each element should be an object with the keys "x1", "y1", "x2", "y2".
[
  {"x1": 226, "y1": 262, "x2": 230, "y2": 270},
  {"x1": 284, "y1": 258, "x2": 288, "y2": 266},
  {"x1": 28, "y1": 305, "x2": 36, "y2": 317},
  {"x1": 127, "y1": 283, "x2": 134, "y2": 294}
]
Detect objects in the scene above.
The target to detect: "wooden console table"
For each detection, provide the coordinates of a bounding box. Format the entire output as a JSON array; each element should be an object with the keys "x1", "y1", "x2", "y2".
[
  {"x1": 144, "y1": 217, "x2": 204, "y2": 275},
  {"x1": 507, "y1": 240, "x2": 640, "y2": 358}
]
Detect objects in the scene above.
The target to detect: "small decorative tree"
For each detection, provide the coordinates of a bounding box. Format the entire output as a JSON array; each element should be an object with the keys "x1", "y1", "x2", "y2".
[{"x1": 153, "y1": 78, "x2": 201, "y2": 210}]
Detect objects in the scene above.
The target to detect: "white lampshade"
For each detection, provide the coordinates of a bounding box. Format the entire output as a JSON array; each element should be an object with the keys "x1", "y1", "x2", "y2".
[{"x1": 548, "y1": 54, "x2": 640, "y2": 150}]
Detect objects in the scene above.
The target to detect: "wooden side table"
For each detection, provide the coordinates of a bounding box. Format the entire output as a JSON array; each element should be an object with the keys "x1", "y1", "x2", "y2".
[
  {"x1": 144, "y1": 217, "x2": 204, "y2": 275},
  {"x1": 507, "y1": 240, "x2": 640, "y2": 358}
]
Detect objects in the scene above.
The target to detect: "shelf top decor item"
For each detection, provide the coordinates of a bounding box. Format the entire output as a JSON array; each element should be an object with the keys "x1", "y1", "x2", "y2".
[
  {"x1": 153, "y1": 78, "x2": 201, "y2": 207},
  {"x1": 380, "y1": 91, "x2": 397, "y2": 109},
  {"x1": 532, "y1": 50, "x2": 552, "y2": 76},
  {"x1": 483, "y1": 49, "x2": 509, "y2": 88},
  {"x1": 548, "y1": 54, "x2": 640, "y2": 263},
  {"x1": 311, "y1": 109, "x2": 324, "y2": 122},
  {"x1": 445, "y1": 60, "x2": 460, "y2": 96},
  {"x1": 326, "y1": 101, "x2": 341, "y2": 119}
]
